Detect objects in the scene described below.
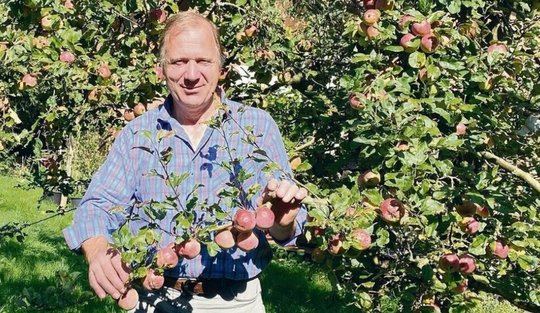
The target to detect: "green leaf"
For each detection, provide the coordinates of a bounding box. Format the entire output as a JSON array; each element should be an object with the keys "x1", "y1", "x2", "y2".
[
  {"x1": 472, "y1": 274, "x2": 490, "y2": 285},
  {"x1": 408, "y1": 52, "x2": 427, "y2": 68},
  {"x1": 469, "y1": 234, "x2": 488, "y2": 256},
  {"x1": 375, "y1": 228, "x2": 389, "y2": 247},
  {"x1": 517, "y1": 254, "x2": 538, "y2": 271}
]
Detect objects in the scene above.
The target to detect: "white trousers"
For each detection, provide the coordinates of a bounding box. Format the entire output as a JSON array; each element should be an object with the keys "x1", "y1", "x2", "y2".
[{"x1": 129, "y1": 278, "x2": 266, "y2": 313}]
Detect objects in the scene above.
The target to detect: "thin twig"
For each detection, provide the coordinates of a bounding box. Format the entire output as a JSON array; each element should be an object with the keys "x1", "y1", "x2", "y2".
[{"x1": 479, "y1": 151, "x2": 540, "y2": 194}]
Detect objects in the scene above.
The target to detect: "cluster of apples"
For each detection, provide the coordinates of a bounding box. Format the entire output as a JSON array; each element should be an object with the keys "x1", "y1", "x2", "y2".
[
  {"x1": 399, "y1": 16, "x2": 439, "y2": 54},
  {"x1": 357, "y1": 0, "x2": 393, "y2": 40},
  {"x1": 122, "y1": 98, "x2": 163, "y2": 122},
  {"x1": 455, "y1": 201, "x2": 490, "y2": 235}
]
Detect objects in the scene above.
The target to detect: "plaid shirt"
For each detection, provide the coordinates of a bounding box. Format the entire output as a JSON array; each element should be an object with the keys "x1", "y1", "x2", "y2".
[{"x1": 63, "y1": 95, "x2": 307, "y2": 280}]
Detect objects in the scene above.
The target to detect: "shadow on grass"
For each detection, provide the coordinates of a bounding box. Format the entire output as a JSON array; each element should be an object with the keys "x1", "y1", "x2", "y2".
[{"x1": 260, "y1": 257, "x2": 358, "y2": 313}]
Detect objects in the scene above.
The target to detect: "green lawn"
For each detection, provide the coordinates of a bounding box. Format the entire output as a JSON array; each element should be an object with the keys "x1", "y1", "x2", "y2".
[{"x1": 0, "y1": 175, "x2": 525, "y2": 312}]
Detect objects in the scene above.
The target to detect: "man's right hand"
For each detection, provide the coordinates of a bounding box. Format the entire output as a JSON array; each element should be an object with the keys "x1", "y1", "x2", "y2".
[{"x1": 81, "y1": 236, "x2": 131, "y2": 300}]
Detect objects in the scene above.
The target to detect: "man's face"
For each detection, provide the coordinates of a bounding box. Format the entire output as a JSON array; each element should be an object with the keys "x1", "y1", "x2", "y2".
[{"x1": 163, "y1": 24, "x2": 221, "y2": 110}]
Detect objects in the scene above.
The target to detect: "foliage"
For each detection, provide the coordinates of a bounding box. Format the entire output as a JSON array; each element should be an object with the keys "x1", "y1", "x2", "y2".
[{"x1": 1, "y1": 0, "x2": 540, "y2": 312}]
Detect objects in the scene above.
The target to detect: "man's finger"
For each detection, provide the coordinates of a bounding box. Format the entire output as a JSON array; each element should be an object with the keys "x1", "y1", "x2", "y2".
[
  {"x1": 111, "y1": 252, "x2": 130, "y2": 285},
  {"x1": 282, "y1": 184, "x2": 299, "y2": 203},
  {"x1": 91, "y1": 264, "x2": 121, "y2": 299},
  {"x1": 266, "y1": 178, "x2": 279, "y2": 192},
  {"x1": 276, "y1": 180, "x2": 291, "y2": 199},
  {"x1": 102, "y1": 260, "x2": 127, "y2": 296},
  {"x1": 295, "y1": 188, "x2": 308, "y2": 201},
  {"x1": 89, "y1": 270, "x2": 106, "y2": 299}
]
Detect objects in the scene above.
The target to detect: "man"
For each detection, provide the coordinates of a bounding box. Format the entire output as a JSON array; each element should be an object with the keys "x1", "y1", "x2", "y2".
[{"x1": 63, "y1": 11, "x2": 308, "y2": 312}]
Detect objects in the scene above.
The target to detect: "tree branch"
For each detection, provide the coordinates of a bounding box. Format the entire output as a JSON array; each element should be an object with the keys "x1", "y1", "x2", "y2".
[{"x1": 479, "y1": 151, "x2": 540, "y2": 194}]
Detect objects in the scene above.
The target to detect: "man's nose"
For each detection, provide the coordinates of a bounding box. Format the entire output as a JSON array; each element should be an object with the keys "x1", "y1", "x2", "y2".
[{"x1": 184, "y1": 60, "x2": 199, "y2": 81}]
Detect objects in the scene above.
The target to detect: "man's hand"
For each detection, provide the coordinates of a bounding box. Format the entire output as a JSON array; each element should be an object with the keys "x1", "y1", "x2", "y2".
[
  {"x1": 257, "y1": 179, "x2": 307, "y2": 241},
  {"x1": 81, "y1": 236, "x2": 131, "y2": 300}
]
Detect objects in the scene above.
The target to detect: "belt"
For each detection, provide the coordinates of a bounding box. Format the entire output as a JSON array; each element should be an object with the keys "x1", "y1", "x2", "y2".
[{"x1": 163, "y1": 277, "x2": 252, "y2": 297}]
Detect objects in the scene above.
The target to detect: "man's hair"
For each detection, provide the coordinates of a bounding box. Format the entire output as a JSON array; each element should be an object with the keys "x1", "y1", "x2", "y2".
[{"x1": 159, "y1": 11, "x2": 225, "y2": 67}]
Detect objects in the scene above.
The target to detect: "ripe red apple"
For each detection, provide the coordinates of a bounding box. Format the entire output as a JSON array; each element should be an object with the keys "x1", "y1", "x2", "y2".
[
  {"x1": 117, "y1": 288, "x2": 139, "y2": 310},
  {"x1": 123, "y1": 109, "x2": 135, "y2": 122},
  {"x1": 255, "y1": 206, "x2": 275, "y2": 230},
  {"x1": 366, "y1": 26, "x2": 379, "y2": 40},
  {"x1": 33, "y1": 36, "x2": 50, "y2": 49},
  {"x1": 489, "y1": 241, "x2": 509, "y2": 259},
  {"x1": 41, "y1": 15, "x2": 54, "y2": 30},
  {"x1": 142, "y1": 268, "x2": 165, "y2": 290},
  {"x1": 363, "y1": 9, "x2": 381, "y2": 26},
  {"x1": 379, "y1": 198, "x2": 405, "y2": 223},
  {"x1": 156, "y1": 245, "x2": 178, "y2": 268},
  {"x1": 396, "y1": 141, "x2": 409, "y2": 151},
  {"x1": 487, "y1": 43, "x2": 508, "y2": 54},
  {"x1": 439, "y1": 253, "x2": 460, "y2": 272},
  {"x1": 175, "y1": 239, "x2": 201, "y2": 259},
  {"x1": 453, "y1": 279, "x2": 468, "y2": 294},
  {"x1": 345, "y1": 206, "x2": 359, "y2": 217},
  {"x1": 400, "y1": 33, "x2": 417, "y2": 53},
  {"x1": 459, "y1": 217, "x2": 480, "y2": 234},
  {"x1": 363, "y1": 0, "x2": 376, "y2": 9},
  {"x1": 476, "y1": 205, "x2": 490, "y2": 218},
  {"x1": 350, "y1": 229, "x2": 371, "y2": 251},
  {"x1": 349, "y1": 93, "x2": 366, "y2": 110},
  {"x1": 215, "y1": 229, "x2": 236, "y2": 249},
  {"x1": 63, "y1": 0, "x2": 74, "y2": 9},
  {"x1": 456, "y1": 122, "x2": 467, "y2": 135},
  {"x1": 236, "y1": 230, "x2": 259, "y2": 252},
  {"x1": 98, "y1": 63, "x2": 112, "y2": 79},
  {"x1": 411, "y1": 21, "x2": 432, "y2": 36},
  {"x1": 420, "y1": 34, "x2": 439, "y2": 53},
  {"x1": 398, "y1": 15, "x2": 415, "y2": 30},
  {"x1": 150, "y1": 8, "x2": 167, "y2": 24},
  {"x1": 328, "y1": 234, "x2": 345, "y2": 255},
  {"x1": 311, "y1": 247, "x2": 326, "y2": 263},
  {"x1": 235, "y1": 31, "x2": 247, "y2": 42},
  {"x1": 59, "y1": 51, "x2": 75, "y2": 64},
  {"x1": 289, "y1": 156, "x2": 302, "y2": 170},
  {"x1": 234, "y1": 208, "x2": 256, "y2": 233},
  {"x1": 357, "y1": 170, "x2": 381, "y2": 188},
  {"x1": 312, "y1": 226, "x2": 326, "y2": 237},
  {"x1": 375, "y1": 0, "x2": 393, "y2": 10},
  {"x1": 458, "y1": 254, "x2": 476, "y2": 274},
  {"x1": 418, "y1": 67, "x2": 429, "y2": 82},
  {"x1": 133, "y1": 103, "x2": 146, "y2": 116},
  {"x1": 22, "y1": 74, "x2": 38, "y2": 87},
  {"x1": 245, "y1": 25, "x2": 258, "y2": 37}
]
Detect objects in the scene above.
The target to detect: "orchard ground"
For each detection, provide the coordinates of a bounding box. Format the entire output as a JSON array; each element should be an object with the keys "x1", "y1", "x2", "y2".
[{"x1": 0, "y1": 174, "x2": 524, "y2": 313}]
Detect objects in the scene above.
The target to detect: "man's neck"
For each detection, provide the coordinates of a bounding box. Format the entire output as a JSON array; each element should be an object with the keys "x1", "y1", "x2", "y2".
[{"x1": 172, "y1": 95, "x2": 219, "y2": 126}]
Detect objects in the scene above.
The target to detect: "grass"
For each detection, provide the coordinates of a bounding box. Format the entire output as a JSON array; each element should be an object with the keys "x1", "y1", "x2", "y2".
[{"x1": 0, "y1": 175, "x2": 527, "y2": 312}]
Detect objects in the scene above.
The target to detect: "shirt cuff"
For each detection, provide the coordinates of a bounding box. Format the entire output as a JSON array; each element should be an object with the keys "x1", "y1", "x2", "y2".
[{"x1": 63, "y1": 224, "x2": 111, "y2": 251}]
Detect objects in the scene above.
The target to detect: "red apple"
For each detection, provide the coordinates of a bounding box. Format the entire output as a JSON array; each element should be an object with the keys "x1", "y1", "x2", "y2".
[
  {"x1": 175, "y1": 239, "x2": 201, "y2": 259},
  {"x1": 379, "y1": 198, "x2": 405, "y2": 223},
  {"x1": 456, "y1": 122, "x2": 467, "y2": 135},
  {"x1": 487, "y1": 43, "x2": 508, "y2": 54},
  {"x1": 98, "y1": 63, "x2": 112, "y2": 79},
  {"x1": 59, "y1": 51, "x2": 75, "y2": 64},
  {"x1": 453, "y1": 279, "x2": 468, "y2": 294},
  {"x1": 400, "y1": 33, "x2": 417, "y2": 53},
  {"x1": 363, "y1": 0, "x2": 376, "y2": 9},
  {"x1": 460, "y1": 217, "x2": 480, "y2": 234},
  {"x1": 458, "y1": 254, "x2": 476, "y2": 274},
  {"x1": 215, "y1": 229, "x2": 236, "y2": 249},
  {"x1": 133, "y1": 103, "x2": 146, "y2": 116},
  {"x1": 328, "y1": 234, "x2": 345, "y2": 255},
  {"x1": 142, "y1": 268, "x2": 165, "y2": 290},
  {"x1": 363, "y1": 9, "x2": 381, "y2": 26},
  {"x1": 123, "y1": 109, "x2": 135, "y2": 122},
  {"x1": 375, "y1": 0, "x2": 393, "y2": 10},
  {"x1": 350, "y1": 229, "x2": 371, "y2": 251},
  {"x1": 63, "y1": 0, "x2": 74, "y2": 9},
  {"x1": 117, "y1": 288, "x2": 139, "y2": 310},
  {"x1": 489, "y1": 241, "x2": 509, "y2": 259},
  {"x1": 289, "y1": 156, "x2": 302, "y2": 170},
  {"x1": 156, "y1": 245, "x2": 179, "y2": 268},
  {"x1": 366, "y1": 26, "x2": 379, "y2": 40},
  {"x1": 476, "y1": 205, "x2": 490, "y2": 218},
  {"x1": 357, "y1": 170, "x2": 381, "y2": 188},
  {"x1": 349, "y1": 93, "x2": 366, "y2": 110},
  {"x1": 411, "y1": 21, "x2": 432, "y2": 36},
  {"x1": 22, "y1": 74, "x2": 38, "y2": 87},
  {"x1": 255, "y1": 205, "x2": 275, "y2": 230},
  {"x1": 420, "y1": 34, "x2": 439, "y2": 53},
  {"x1": 150, "y1": 8, "x2": 167, "y2": 23},
  {"x1": 439, "y1": 253, "x2": 460, "y2": 272},
  {"x1": 236, "y1": 230, "x2": 259, "y2": 252},
  {"x1": 234, "y1": 208, "x2": 256, "y2": 233},
  {"x1": 245, "y1": 25, "x2": 258, "y2": 37},
  {"x1": 41, "y1": 15, "x2": 54, "y2": 31}
]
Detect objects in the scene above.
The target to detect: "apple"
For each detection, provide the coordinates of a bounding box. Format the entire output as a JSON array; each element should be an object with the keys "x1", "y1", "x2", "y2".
[
  {"x1": 487, "y1": 43, "x2": 508, "y2": 54},
  {"x1": 63, "y1": 0, "x2": 74, "y2": 9},
  {"x1": 400, "y1": 33, "x2": 417, "y2": 53},
  {"x1": 175, "y1": 239, "x2": 201, "y2": 259},
  {"x1": 379, "y1": 198, "x2": 405, "y2": 223},
  {"x1": 150, "y1": 8, "x2": 167, "y2": 24},
  {"x1": 453, "y1": 280, "x2": 468, "y2": 294},
  {"x1": 312, "y1": 226, "x2": 326, "y2": 237},
  {"x1": 235, "y1": 31, "x2": 247, "y2": 42},
  {"x1": 33, "y1": 36, "x2": 50, "y2": 49},
  {"x1": 411, "y1": 21, "x2": 432, "y2": 36},
  {"x1": 255, "y1": 205, "x2": 275, "y2": 230},
  {"x1": 418, "y1": 67, "x2": 428, "y2": 82},
  {"x1": 349, "y1": 93, "x2": 366, "y2": 110},
  {"x1": 350, "y1": 228, "x2": 371, "y2": 251},
  {"x1": 439, "y1": 253, "x2": 460, "y2": 272},
  {"x1": 98, "y1": 63, "x2": 112, "y2": 79},
  {"x1": 476, "y1": 205, "x2": 490, "y2": 218},
  {"x1": 123, "y1": 109, "x2": 135, "y2": 122},
  {"x1": 396, "y1": 141, "x2": 409, "y2": 151},
  {"x1": 234, "y1": 208, "x2": 256, "y2": 233},
  {"x1": 456, "y1": 122, "x2": 467, "y2": 135},
  {"x1": 489, "y1": 241, "x2": 509, "y2": 259},
  {"x1": 142, "y1": 268, "x2": 165, "y2": 290},
  {"x1": 328, "y1": 234, "x2": 345, "y2": 255},
  {"x1": 156, "y1": 245, "x2": 178, "y2": 268},
  {"x1": 244, "y1": 24, "x2": 258, "y2": 37},
  {"x1": 59, "y1": 51, "x2": 75, "y2": 64},
  {"x1": 311, "y1": 247, "x2": 326, "y2": 263},
  {"x1": 375, "y1": 0, "x2": 393, "y2": 10},
  {"x1": 22, "y1": 74, "x2": 38, "y2": 87},
  {"x1": 456, "y1": 201, "x2": 476, "y2": 216},
  {"x1": 214, "y1": 229, "x2": 235, "y2": 249},
  {"x1": 363, "y1": 0, "x2": 376, "y2": 9},
  {"x1": 459, "y1": 217, "x2": 480, "y2": 234},
  {"x1": 133, "y1": 103, "x2": 146, "y2": 116},
  {"x1": 420, "y1": 34, "x2": 438, "y2": 53},
  {"x1": 41, "y1": 15, "x2": 54, "y2": 31},
  {"x1": 357, "y1": 170, "x2": 381, "y2": 188},
  {"x1": 458, "y1": 254, "x2": 476, "y2": 274},
  {"x1": 289, "y1": 156, "x2": 302, "y2": 170},
  {"x1": 236, "y1": 230, "x2": 259, "y2": 252},
  {"x1": 117, "y1": 288, "x2": 139, "y2": 310},
  {"x1": 345, "y1": 206, "x2": 359, "y2": 217},
  {"x1": 363, "y1": 9, "x2": 381, "y2": 26},
  {"x1": 398, "y1": 15, "x2": 415, "y2": 30},
  {"x1": 366, "y1": 26, "x2": 379, "y2": 40}
]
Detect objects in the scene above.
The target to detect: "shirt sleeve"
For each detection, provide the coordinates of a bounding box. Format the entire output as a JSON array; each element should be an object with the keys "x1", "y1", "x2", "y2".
[
  {"x1": 256, "y1": 112, "x2": 308, "y2": 247},
  {"x1": 62, "y1": 127, "x2": 138, "y2": 251}
]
